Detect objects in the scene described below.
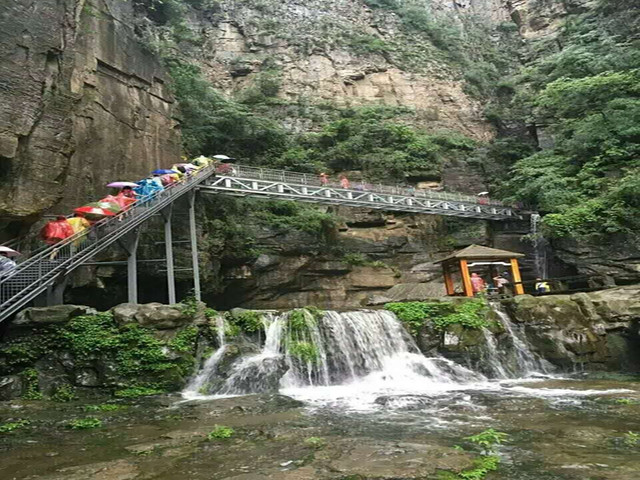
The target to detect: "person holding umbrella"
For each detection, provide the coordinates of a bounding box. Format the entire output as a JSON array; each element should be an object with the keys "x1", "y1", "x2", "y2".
[{"x1": 0, "y1": 247, "x2": 18, "y2": 277}]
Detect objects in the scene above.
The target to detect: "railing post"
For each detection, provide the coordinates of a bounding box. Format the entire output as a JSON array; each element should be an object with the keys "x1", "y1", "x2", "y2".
[{"x1": 188, "y1": 191, "x2": 201, "y2": 302}]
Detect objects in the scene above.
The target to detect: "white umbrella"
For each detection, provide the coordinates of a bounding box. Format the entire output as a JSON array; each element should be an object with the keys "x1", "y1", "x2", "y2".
[
  {"x1": 0, "y1": 246, "x2": 20, "y2": 257},
  {"x1": 477, "y1": 191, "x2": 489, "y2": 196},
  {"x1": 213, "y1": 154, "x2": 234, "y2": 160}
]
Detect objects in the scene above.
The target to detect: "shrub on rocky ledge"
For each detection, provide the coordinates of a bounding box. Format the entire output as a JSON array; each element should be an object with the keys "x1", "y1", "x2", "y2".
[
  {"x1": 384, "y1": 300, "x2": 490, "y2": 336},
  {"x1": 0, "y1": 310, "x2": 201, "y2": 399}
]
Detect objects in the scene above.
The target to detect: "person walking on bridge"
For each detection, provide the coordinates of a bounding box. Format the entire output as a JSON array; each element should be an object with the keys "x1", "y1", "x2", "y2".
[
  {"x1": 319, "y1": 172, "x2": 329, "y2": 186},
  {"x1": 340, "y1": 175, "x2": 350, "y2": 189}
]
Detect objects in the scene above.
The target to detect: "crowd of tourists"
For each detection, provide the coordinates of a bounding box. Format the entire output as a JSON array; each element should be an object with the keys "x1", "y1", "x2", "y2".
[
  {"x1": 0, "y1": 155, "x2": 228, "y2": 276},
  {"x1": 470, "y1": 272, "x2": 551, "y2": 296}
]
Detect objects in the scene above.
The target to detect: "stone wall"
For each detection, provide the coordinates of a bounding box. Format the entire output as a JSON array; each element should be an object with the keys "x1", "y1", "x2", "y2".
[
  {"x1": 503, "y1": 286, "x2": 640, "y2": 371},
  {"x1": 0, "y1": 0, "x2": 180, "y2": 240}
]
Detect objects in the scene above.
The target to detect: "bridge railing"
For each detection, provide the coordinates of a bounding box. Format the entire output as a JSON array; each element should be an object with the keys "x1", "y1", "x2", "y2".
[{"x1": 228, "y1": 164, "x2": 505, "y2": 206}]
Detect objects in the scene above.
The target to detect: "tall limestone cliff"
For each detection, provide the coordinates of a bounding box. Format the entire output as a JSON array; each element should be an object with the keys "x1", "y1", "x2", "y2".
[{"x1": 0, "y1": 0, "x2": 180, "y2": 240}]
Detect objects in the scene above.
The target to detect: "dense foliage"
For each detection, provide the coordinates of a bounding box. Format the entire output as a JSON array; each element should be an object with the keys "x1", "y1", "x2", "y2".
[
  {"x1": 0, "y1": 313, "x2": 199, "y2": 398},
  {"x1": 491, "y1": 2, "x2": 640, "y2": 239},
  {"x1": 168, "y1": 61, "x2": 288, "y2": 160},
  {"x1": 384, "y1": 300, "x2": 490, "y2": 336},
  {"x1": 275, "y1": 106, "x2": 476, "y2": 182}
]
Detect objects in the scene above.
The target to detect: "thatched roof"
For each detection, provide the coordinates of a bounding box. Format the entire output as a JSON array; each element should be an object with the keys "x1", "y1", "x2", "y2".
[{"x1": 435, "y1": 244, "x2": 524, "y2": 264}]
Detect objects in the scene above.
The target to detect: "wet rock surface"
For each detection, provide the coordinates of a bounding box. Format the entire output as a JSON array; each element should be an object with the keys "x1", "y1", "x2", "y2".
[
  {"x1": 14, "y1": 305, "x2": 97, "y2": 326},
  {"x1": 502, "y1": 287, "x2": 640, "y2": 370}
]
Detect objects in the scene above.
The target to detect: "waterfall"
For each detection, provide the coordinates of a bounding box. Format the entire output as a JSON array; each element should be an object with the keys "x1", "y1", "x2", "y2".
[
  {"x1": 530, "y1": 213, "x2": 548, "y2": 279},
  {"x1": 480, "y1": 327, "x2": 509, "y2": 379},
  {"x1": 217, "y1": 314, "x2": 287, "y2": 395},
  {"x1": 492, "y1": 305, "x2": 553, "y2": 376},
  {"x1": 182, "y1": 315, "x2": 228, "y2": 398},
  {"x1": 188, "y1": 309, "x2": 484, "y2": 398}
]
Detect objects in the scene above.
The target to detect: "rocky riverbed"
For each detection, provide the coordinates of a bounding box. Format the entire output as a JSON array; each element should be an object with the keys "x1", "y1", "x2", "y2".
[{"x1": 1, "y1": 374, "x2": 640, "y2": 480}]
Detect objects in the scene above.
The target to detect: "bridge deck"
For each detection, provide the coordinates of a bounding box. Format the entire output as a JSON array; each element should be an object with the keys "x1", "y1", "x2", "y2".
[{"x1": 200, "y1": 165, "x2": 520, "y2": 221}]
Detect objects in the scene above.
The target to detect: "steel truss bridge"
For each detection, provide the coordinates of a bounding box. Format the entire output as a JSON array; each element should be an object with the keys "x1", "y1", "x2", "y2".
[{"x1": 0, "y1": 164, "x2": 522, "y2": 322}]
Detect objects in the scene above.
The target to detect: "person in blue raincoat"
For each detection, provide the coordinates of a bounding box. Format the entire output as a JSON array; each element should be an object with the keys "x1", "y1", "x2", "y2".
[{"x1": 134, "y1": 178, "x2": 164, "y2": 201}]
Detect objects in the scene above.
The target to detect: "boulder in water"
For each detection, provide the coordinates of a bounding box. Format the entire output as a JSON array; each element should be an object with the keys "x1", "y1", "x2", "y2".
[
  {"x1": 223, "y1": 355, "x2": 289, "y2": 395},
  {"x1": 0, "y1": 375, "x2": 23, "y2": 400}
]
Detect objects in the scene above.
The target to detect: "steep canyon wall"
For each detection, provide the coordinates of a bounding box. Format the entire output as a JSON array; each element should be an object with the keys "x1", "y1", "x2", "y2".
[{"x1": 0, "y1": 0, "x2": 180, "y2": 239}]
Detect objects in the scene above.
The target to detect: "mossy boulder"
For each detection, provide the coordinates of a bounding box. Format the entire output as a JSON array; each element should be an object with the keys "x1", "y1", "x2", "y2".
[{"x1": 14, "y1": 305, "x2": 97, "y2": 326}]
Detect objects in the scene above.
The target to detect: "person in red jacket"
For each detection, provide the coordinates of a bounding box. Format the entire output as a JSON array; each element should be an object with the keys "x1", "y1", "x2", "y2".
[{"x1": 40, "y1": 216, "x2": 75, "y2": 246}]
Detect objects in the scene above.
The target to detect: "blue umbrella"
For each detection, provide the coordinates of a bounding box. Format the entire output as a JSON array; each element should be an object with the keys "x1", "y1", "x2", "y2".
[{"x1": 152, "y1": 169, "x2": 177, "y2": 175}]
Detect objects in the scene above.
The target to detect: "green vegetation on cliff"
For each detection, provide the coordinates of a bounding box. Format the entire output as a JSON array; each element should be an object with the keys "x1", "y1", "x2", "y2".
[
  {"x1": 167, "y1": 61, "x2": 288, "y2": 160},
  {"x1": 490, "y1": 1, "x2": 640, "y2": 239},
  {"x1": 275, "y1": 106, "x2": 477, "y2": 181}
]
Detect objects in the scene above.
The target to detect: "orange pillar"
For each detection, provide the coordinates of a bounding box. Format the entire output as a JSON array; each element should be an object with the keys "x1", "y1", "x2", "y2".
[
  {"x1": 510, "y1": 258, "x2": 525, "y2": 295},
  {"x1": 460, "y1": 259, "x2": 473, "y2": 297},
  {"x1": 443, "y1": 263, "x2": 455, "y2": 296}
]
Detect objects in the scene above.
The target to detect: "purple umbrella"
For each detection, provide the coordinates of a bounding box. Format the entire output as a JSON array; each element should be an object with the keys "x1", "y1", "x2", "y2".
[
  {"x1": 107, "y1": 181, "x2": 139, "y2": 188},
  {"x1": 152, "y1": 169, "x2": 177, "y2": 175}
]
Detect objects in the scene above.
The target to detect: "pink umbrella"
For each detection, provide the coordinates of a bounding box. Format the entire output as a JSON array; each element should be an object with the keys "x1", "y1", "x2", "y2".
[{"x1": 107, "y1": 181, "x2": 139, "y2": 188}]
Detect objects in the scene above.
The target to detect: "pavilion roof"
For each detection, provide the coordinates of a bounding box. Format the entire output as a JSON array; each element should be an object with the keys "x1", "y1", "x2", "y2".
[{"x1": 434, "y1": 244, "x2": 524, "y2": 264}]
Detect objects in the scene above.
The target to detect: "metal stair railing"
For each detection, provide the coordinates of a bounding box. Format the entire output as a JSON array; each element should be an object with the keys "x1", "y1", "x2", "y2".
[{"x1": 0, "y1": 163, "x2": 217, "y2": 322}]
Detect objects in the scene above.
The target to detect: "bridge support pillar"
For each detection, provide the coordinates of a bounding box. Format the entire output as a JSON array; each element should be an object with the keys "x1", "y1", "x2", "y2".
[
  {"x1": 161, "y1": 205, "x2": 176, "y2": 304},
  {"x1": 119, "y1": 230, "x2": 140, "y2": 304},
  {"x1": 188, "y1": 191, "x2": 201, "y2": 302}
]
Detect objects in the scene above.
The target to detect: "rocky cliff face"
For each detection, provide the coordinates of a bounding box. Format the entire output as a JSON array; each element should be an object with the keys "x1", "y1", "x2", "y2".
[
  {"x1": 0, "y1": 0, "x2": 180, "y2": 239},
  {"x1": 173, "y1": 0, "x2": 503, "y2": 140},
  {"x1": 506, "y1": 0, "x2": 593, "y2": 40}
]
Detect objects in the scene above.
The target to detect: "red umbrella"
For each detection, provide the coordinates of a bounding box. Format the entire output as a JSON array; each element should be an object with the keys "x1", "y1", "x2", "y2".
[
  {"x1": 101, "y1": 194, "x2": 136, "y2": 209},
  {"x1": 74, "y1": 205, "x2": 118, "y2": 221}
]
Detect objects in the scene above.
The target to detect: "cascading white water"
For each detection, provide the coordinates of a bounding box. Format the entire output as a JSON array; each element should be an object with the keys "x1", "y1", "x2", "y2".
[
  {"x1": 480, "y1": 327, "x2": 509, "y2": 379},
  {"x1": 189, "y1": 309, "x2": 484, "y2": 399},
  {"x1": 530, "y1": 213, "x2": 548, "y2": 279},
  {"x1": 217, "y1": 313, "x2": 287, "y2": 395},
  {"x1": 492, "y1": 304, "x2": 553, "y2": 375},
  {"x1": 183, "y1": 315, "x2": 228, "y2": 398},
  {"x1": 182, "y1": 308, "x2": 632, "y2": 417}
]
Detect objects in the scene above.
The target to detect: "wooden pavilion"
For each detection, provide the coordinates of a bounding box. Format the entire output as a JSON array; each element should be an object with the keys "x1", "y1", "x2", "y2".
[{"x1": 435, "y1": 244, "x2": 525, "y2": 297}]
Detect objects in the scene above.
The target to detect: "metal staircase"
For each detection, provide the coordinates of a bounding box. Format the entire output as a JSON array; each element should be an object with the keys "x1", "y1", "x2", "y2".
[
  {"x1": 0, "y1": 163, "x2": 522, "y2": 321},
  {"x1": 0, "y1": 163, "x2": 217, "y2": 322}
]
